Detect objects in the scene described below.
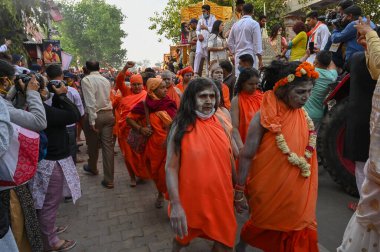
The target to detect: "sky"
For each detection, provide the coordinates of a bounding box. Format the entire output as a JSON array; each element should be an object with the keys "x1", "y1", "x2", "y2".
[{"x1": 105, "y1": 0, "x2": 172, "y2": 66}]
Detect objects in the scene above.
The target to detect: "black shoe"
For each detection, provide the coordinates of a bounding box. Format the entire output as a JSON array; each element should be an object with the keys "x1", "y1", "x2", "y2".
[
  {"x1": 83, "y1": 164, "x2": 99, "y2": 175},
  {"x1": 64, "y1": 197, "x2": 72, "y2": 203},
  {"x1": 101, "y1": 180, "x2": 114, "y2": 189}
]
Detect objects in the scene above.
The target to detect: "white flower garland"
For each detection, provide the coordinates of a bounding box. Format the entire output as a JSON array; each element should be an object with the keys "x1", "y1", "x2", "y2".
[{"x1": 275, "y1": 109, "x2": 317, "y2": 178}]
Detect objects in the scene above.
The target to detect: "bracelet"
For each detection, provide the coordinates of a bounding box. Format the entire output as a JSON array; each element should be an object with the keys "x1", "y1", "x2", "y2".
[{"x1": 235, "y1": 184, "x2": 245, "y2": 191}]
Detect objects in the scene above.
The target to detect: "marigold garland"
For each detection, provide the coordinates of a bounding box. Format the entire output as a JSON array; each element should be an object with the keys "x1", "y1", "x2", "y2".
[
  {"x1": 273, "y1": 62, "x2": 319, "y2": 92},
  {"x1": 275, "y1": 108, "x2": 316, "y2": 178}
]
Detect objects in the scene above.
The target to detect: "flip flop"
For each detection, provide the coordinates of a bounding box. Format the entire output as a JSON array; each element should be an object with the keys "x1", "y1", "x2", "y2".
[
  {"x1": 54, "y1": 225, "x2": 68, "y2": 235},
  {"x1": 47, "y1": 240, "x2": 76, "y2": 252}
]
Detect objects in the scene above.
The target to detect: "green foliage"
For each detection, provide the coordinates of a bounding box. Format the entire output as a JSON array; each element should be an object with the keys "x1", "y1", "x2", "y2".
[
  {"x1": 356, "y1": 0, "x2": 380, "y2": 24},
  {"x1": 57, "y1": 0, "x2": 127, "y2": 67},
  {"x1": 0, "y1": 0, "x2": 46, "y2": 54}
]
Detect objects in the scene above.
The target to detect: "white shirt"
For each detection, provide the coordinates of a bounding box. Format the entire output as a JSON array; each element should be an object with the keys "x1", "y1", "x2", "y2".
[
  {"x1": 0, "y1": 44, "x2": 8, "y2": 53},
  {"x1": 81, "y1": 71, "x2": 112, "y2": 126},
  {"x1": 227, "y1": 15, "x2": 263, "y2": 58},
  {"x1": 14, "y1": 65, "x2": 31, "y2": 75},
  {"x1": 306, "y1": 23, "x2": 330, "y2": 63},
  {"x1": 196, "y1": 14, "x2": 216, "y2": 53},
  {"x1": 207, "y1": 34, "x2": 228, "y2": 63}
]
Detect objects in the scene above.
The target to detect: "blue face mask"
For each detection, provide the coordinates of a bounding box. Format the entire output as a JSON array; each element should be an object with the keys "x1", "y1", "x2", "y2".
[
  {"x1": 238, "y1": 66, "x2": 245, "y2": 72},
  {"x1": 203, "y1": 13, "x2": 209, "y2": 19}
]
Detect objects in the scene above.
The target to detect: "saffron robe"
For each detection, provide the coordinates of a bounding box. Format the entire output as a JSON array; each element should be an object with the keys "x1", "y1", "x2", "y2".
[
  {"x1": 238, "y1": 90, "x2": 263, "y2": 143},
  {"x1": 173, "y1": 116, "x2": 237, "y2": 247},
  {"x1": 241, "y1": 91, "x2": 318, "y2": 251},
  {"x1": 167, "y1": 84, "x2": 181, "y2": 108}
]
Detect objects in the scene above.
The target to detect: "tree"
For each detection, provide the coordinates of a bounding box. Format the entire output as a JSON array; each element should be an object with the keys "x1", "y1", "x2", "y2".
[
  {"x1": 0, "y1": 0, "x2": 46, "y2": 53},
  {"x1": 57, "y1": 0, "x2": 127, "y2": 67},
  {"x1": 356, "y1": 0, "x2": 380, "y2": 23}
]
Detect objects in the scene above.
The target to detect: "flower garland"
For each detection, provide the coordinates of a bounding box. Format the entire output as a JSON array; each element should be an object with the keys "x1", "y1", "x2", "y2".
[
  {"x1": 275, "y1": 108, "x2": 317, "y2": 178},
  {"x1": 273, "y1": 62, "x2": 319, "y2": 92}
]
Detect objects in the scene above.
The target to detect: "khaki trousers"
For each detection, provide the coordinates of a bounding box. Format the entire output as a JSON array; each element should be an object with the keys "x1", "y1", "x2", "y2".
[
  {"x1": 189, "y1": 51, "x2": 195, "y2": 69},
  {"x1": 83, "y1": 110, "x2": 115, "y2": 183}
]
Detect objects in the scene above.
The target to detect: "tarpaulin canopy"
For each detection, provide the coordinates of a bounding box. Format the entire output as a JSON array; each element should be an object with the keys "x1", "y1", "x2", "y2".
[{"x1": 181, "y1": 0, "x2": 232, "y2": 23}]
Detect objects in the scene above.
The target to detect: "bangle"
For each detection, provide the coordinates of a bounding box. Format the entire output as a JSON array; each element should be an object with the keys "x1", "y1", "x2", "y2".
[{"x1": 235, "y1": 184, "x2": 245, "y2": 191}]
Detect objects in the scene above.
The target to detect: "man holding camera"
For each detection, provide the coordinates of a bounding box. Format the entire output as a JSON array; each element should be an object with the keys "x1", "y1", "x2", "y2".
[
  {"x1": 331, "y1": 5, "x2": 375, "y2": 64},
  {"x1": 81, "y1": 61, "x2": 115, "y2": 189},
  {"x1": 305, "y1": 11, "x2": 330, "y2": 63}
]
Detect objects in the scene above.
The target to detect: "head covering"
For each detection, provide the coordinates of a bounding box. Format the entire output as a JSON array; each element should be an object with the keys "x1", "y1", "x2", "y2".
[
  {"x1": 190, "y1": 18, "x2": 198, "y2": 24},
  {"x1": 130, "y1": 74, "x2": 143, "y2": 84},
  {"x1": 179, "y1": 66, "x2": 194, "y2": 77}
]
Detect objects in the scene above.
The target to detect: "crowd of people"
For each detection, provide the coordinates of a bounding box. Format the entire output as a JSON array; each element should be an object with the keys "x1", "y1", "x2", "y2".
[{"x1": 0, "y1": 0, "x2": 380, "y2": 251}]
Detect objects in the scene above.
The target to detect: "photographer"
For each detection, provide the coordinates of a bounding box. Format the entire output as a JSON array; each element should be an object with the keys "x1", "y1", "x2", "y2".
[
  {"x1": 0, "y1": 59, "x2": 46, "y2": 251},
  {"x1": 29, "y1": 65, "x2": 81, "y2": 252},
  {"x1": 331, "y1": 5, "x2": 375, "y2": 64}
]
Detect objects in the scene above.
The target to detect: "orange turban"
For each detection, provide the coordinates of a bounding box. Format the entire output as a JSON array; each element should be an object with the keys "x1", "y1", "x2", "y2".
[
  {"x1": 146, "y1": 78, "x2": 164, "y2": 99},
  {"x1": 179, "y1": 66, "x2": 194, "y2": 76},
  {"x1": 130, "y1": 74, "x2": 143, "y2": 84}
]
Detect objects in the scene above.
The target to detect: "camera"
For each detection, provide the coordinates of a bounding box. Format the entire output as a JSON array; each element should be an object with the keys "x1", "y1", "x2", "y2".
[
  {"x1": 14, "y1": 73, "x2": 45, "y2": 92},
  {"x1": 47, "y1": 80, "x2": 66, "y2": 93},
  {"x1": 325, "y1": 10, "x2": 345, "y2": 29}
]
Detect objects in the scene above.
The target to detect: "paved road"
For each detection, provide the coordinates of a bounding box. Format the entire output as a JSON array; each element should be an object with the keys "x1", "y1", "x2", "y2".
[{"x1": 56, "y1": 144, "x2": 357, "y2": 252}]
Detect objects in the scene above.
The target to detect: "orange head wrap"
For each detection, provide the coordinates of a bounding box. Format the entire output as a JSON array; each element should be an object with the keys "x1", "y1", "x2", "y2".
[
  {"x1": 130, "y1": 74, "x2": 143, "y2": 84},
  {"x1": 179, "y1": 66, "x2": 194, "y2": 77},
  {"x1": 146, "y1": 78, "x2": 164, "y2": 99}
]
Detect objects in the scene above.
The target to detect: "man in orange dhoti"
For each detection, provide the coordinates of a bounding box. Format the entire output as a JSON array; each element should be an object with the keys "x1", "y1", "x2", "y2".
[
  {"x1": 234, "y1": 61, "x2": 319, "y2": 252},
  {"x1": 176, "y1": 66, "x2": 193, "y2": 92},
  {"x1": 162, "y1": 70, "x2": 182, "y2": 108},
  {"x1": 127, "y1": 78, "x2": 177, "y2": 208},
  {"x1": 117, "y1": 74, "x2": 150, "y2": 186},
  {"x1": 166, "y1": 78, "x2": 237, "y2": 252},
  {"x1": 231, "y1": 68, "x2": 263, "y2": 151}
]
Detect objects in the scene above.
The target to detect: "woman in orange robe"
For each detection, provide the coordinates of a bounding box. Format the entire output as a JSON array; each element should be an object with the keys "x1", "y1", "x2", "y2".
[
  {"x1": 231, "y1": 68, "x2": 263, "y2": 150},
  {"x1": 127, "y1": 78, "x2": 177, "y2": 208},
  {"x1": 166, "y1": 78, "x2": 237, "y2": 252},
  {"x1": 176, "y1": 66, "x2": 193, "y2": 92},
  {"x1": 117, "y1": 74, "x2": 150, "y2": 186},
  {"x1": 234, "y1": 61, "x2": 319, "y2": 252},
  {"x1": 161, "y1": 70, "x2": 182, "y2": 108},
  {"x1": 209, "y1": 63, "x2": 231, "y2": 110}
]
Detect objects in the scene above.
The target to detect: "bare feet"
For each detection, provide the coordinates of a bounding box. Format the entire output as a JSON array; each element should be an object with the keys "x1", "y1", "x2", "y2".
[
  {"x1": 155, "y1": 192, "x2": 164, "y2": 209},
  {"x1": 130, "y1": 177, "x2": 137, "y2": 187}
]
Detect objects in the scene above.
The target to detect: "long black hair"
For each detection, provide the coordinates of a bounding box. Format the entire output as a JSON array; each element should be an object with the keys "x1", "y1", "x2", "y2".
[
  {"x1": 261, "y1": 60, "x2": 316, "y2": 99},
  {"x1": 235, "y1": 68, "x2": 260, "y2": 95},
  {"x1": 171, "y1": 78, "x2": 220, "y2": 154},
  {"x1": 211, "y1": 20, "x2": 223, "y2": 37},
  {"x1": 270, "y1": 23, "x2": 283, "y2": 40}
]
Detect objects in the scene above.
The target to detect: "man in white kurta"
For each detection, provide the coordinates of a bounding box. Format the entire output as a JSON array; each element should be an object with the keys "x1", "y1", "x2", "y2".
[
  {"x1": 227, "y1": 3, "x2": 263, "y2": 77},
  {"x1": 194, "y1": 4, "x2": 216, "y2": 76},
  {"x1": 305, "y1": 11, "x2": 330, "y2": 63}
]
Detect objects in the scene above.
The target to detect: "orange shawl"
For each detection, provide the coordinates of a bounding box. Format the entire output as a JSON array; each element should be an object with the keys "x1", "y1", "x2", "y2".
[
  {"x1": 167, "y1": 84, "x2": 181, "y2": 108},
  {"x1": 110, "y1": 89, "x2": 122, "y2": 136},
  {"x1": 247, "y1": 91, "x2": 318, "y2": 231},
  {"x1": 238, "y1": 90, "x2": 263, "y2": 143},
  {"x1": 222, "y1": 83, "x2": 231, "y2": 110},
  {"x1": 175, "y1": 116, "x2": 237, "y2": 247}
]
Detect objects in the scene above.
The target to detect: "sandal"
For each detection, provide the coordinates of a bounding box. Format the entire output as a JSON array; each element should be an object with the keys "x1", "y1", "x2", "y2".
[
  {"x1": 54, "y1": 225, "x2": 68, "y2": 235},
  {"x1": 48, "y1": 240, "x2": 76, "y2": 252}
]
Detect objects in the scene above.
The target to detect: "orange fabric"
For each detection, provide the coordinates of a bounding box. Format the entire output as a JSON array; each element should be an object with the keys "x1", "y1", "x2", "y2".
[
  {"x1": 179, "y1": 66, "x2": 194, "y2": 76},
  {"x1": 116, "y1": 71, "x2": 132, "y2": 97},
  {"x1": 240, "y1": 220, "x2": 319, "y2": 252},
  {"x1": 215, "y1": 108, "x2": 232, "y2": 139},
  {"x1": 127, "y1": 112, "x2": 169, "y2": 193},
  {"x1": 110, "y1": 89, "x2": 122, "y2": 135},
  {"x1": 238, "y1": 90, "x2": 263, "y2": 143},
  {"x1": 118, "y1": 90, "x2": 150, "y2": 179},
  {"x1": 130, "y1": 74, "x2": 143, "y2": 84},
  {"x1": 222, "y1": 83, "x2": 231, "y2": 110},
  {"x1": 246, "y1": 91, "x2": 318, "y2": 232},
  {"x1": 167, "y1": 84, "x2": 181, "y2": 108},
  {"x1": 172, "y1": 116, "x2": 237, "y2": 247},
  {"x1": 176, "y1": 83, "x2": 185, "y2": 93}
]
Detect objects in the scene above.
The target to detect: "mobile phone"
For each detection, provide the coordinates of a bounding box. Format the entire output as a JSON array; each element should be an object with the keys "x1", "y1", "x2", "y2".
[{"x1": 309, "y1": 42, "x2": 315, "y2": 54}]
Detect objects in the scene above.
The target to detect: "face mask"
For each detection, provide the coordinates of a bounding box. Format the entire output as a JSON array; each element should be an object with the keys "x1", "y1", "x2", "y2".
[
  {"x1": 238, "y1": 66, "x2": 245, "y2": 72},
  {"x1": 203, "y1": 14, "x2": 209, "y2": 19}
]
